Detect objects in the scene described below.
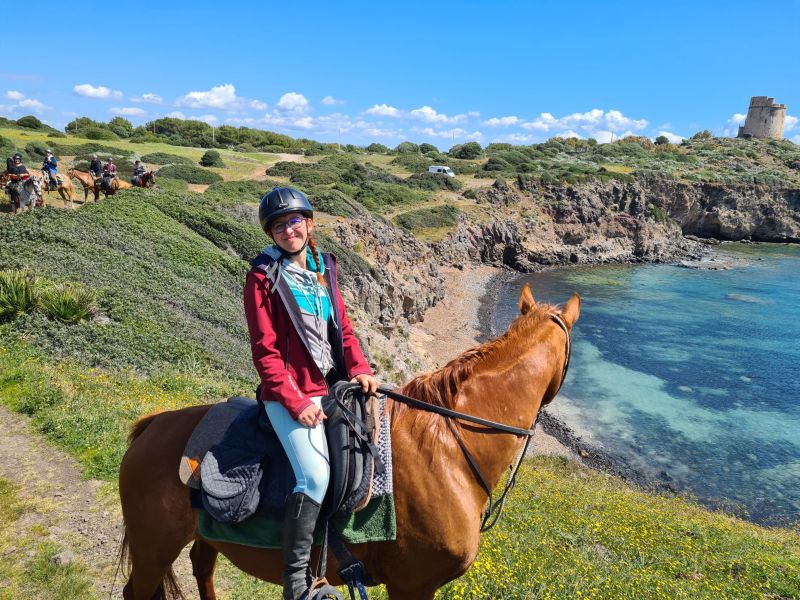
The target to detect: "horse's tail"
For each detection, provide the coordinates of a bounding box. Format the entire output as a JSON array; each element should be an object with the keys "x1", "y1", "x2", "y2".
[
  {"x1": 117, "y1": 529, "x2": 185, "y2": 599},
  {"x1": 119, "y1": 410, "x2": 185, "y2": 599}
]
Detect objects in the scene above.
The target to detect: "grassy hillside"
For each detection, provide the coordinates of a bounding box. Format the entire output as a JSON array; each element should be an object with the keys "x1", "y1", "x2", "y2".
[{"x1": 2, "y1": 128, "x2": 800, "y2": 598}]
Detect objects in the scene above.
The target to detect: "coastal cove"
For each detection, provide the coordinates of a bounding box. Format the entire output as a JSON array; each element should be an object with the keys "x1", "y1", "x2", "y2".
[{"x1": 485, "y1": 242, "x2": 800, "y2": 526}]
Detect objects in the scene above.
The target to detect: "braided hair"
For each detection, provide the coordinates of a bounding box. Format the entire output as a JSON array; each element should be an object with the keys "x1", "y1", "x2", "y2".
[{"x1": 306, "y1": 236, "x2": 327, "y2": 286}]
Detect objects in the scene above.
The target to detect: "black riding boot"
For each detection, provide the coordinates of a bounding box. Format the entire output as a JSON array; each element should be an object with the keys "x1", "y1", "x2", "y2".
[{"x1": 282, "y1": 492, "x2": 321, "y2": 600}]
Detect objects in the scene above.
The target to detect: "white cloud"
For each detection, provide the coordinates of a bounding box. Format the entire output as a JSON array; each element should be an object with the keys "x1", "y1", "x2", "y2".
[
  {"x1": 1, "y1": 91, "x2": 49, "y2": 114},
  {"x1": 494, "y1": 132, "x2": 538, "y2": 144},
  {"x1": 409, "y1": 105, "x2": 466, "y2": 124},
  {"x1": 467, "y1": 111, "x2": 481, "y2": 118},
  {"x1": 364, "y1": 104, "x2": 401, "y2": 117},
  {"x1": 522, "y1": 109, "x2": 648, "y2": 137},
  {"x1": 362, "y1": 127, "x2": 403, "y2": 139},
  {"x1": 722, "y1": 113, "x2": 747, "y2": 137},
  {"x1": 18, "y1": 98, "x2": 47, "y2": 111},
  {"x1": 483, "y1": 115, "x2": 521, "y2": 127},
  {"x1": 225, "y1": 116, "x2": 256, "y2": 125},
  {"x1": 249, "y1": 99, "x2": 267, "y2": 111},
  {"x1": 165, "y1": 111, "x2": 186, "y2": 119},
  {"x1": 130, "y1": 93, "x2": 163, "y2": 104},
  {"x1": 73, "y1": 83, "x2": 122, "y2": 98},
  {"x1": 292, "y1": 116, "x2": 313, "y2": 129},
  {"x1": 110, "y1": 106, "x2": 146, "y2": 117},
  {"x1": 321, "y1": 95, "x2": 345, "y2": 106},
  {"x1": 177, "y1": 83, "x2": 238, "y2": 110},
  {"x1": 276, "y1": 92, "x2": 309, "y2": 113},
  {"x1": 414, "y1": 126, "x2": 483, "y2": 141},
  {"x1": 555, "y1": 130, "x2": 582, "y2": 139},
  {"x1": 792, "y1": 134, "x2": 800, "y2": 145},
  {"x1": 592, "y1": 131, "x2": 614, "y2": 143},
  {"x1": 784, "y1": 114, "x2": 798, "y2": 132},
  {"x1": 656, "y1": 131, "x2": 685, "y2": 144},
  {"x1": 194, "y1": 114, "x2": 218, "y2": 124}
]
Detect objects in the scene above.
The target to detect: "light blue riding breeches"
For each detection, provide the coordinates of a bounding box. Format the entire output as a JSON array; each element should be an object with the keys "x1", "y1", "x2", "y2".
[{"x1": 264, "y1": 396, "x2": 330, "y2": 505}]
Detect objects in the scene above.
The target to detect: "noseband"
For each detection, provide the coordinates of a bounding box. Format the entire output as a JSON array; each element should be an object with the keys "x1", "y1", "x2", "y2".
[{"x1": 378, "y1": 312, "x2": 573, "y2": 531}]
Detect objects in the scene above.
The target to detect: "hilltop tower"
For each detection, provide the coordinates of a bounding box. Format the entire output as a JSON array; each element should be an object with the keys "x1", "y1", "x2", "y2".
[{"x1": 737, "y1": 96, "x2": 786, "y2": 139}]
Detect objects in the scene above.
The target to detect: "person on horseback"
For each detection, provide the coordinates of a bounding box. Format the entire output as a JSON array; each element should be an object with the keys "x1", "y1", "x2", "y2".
[
  {"x1": 132, "y1": 160, "x2": 145, "y2": 185},
  {"x1": 89, "y1": 153, "x2": 103, "y2": 179},
  {"x1": 102, "y1": 156, "x2": 117, "y2": 193},
  {"x1": 42, "y1": 149, "x2": 58, "y2": 190},
  {"x1": 244, "y1": 187, "x2": 378, "y2": 600},
  {"x1": 4, "y1": 152, "x2": 29, "y2": 190}
]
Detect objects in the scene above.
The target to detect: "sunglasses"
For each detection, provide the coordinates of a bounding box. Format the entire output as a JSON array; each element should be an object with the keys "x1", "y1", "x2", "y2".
[{"x1": 271, "y1": 216, "x2": 306, "y2": 234}]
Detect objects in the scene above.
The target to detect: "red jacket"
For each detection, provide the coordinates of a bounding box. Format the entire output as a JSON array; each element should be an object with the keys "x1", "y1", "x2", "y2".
[{"x1": 243, "y1": 252, "x2": 373, "y2": 420}]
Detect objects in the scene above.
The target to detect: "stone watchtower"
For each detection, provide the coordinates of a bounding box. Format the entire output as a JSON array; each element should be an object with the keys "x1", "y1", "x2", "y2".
[{"x1": 737, "y1": 96, "x2": 786, "y2": 139}]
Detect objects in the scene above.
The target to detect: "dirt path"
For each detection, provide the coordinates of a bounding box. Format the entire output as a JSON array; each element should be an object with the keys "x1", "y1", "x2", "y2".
[{"x1": 0, "y1": 406, "x2": 196, "y2": 598}]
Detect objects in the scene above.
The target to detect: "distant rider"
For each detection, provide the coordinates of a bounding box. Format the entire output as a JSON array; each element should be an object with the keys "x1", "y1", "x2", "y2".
[
  {"x1": 42, "y1": 149, "x2": 58, "y2": 190},
  {"x1": 132, "y1": 160, "x2": 145, "y2": 185},
  {"x1": 89, "y1": 153, "x2": 103, "y2": 179},
  {"x1": 4, "y1": 153, "x2": 31, "y2": 203}
]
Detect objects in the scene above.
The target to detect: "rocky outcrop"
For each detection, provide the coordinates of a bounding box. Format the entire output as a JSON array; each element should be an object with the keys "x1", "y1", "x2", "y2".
[{"x1": 434, "y1": 176, "x2": 800, "y2": 271}]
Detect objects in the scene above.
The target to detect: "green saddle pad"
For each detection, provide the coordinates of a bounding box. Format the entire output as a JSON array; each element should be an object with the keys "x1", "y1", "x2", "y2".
[{"x1": 198, "y1": 494, "x2": 396, "y2": 549}]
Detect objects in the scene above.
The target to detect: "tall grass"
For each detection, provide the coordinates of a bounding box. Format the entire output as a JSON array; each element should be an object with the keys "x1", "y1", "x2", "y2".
[
  {"x1": 38, "y1": 283, "x2": 98, "y2": 324},
  {"x1": 0, "y1": 269, "x2": 38, "y2": 321}
]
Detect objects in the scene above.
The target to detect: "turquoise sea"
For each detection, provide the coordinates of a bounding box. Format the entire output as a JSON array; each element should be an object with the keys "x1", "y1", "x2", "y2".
[{"x1": 490, "y1": 244, "x2": 800, "y2": 525}]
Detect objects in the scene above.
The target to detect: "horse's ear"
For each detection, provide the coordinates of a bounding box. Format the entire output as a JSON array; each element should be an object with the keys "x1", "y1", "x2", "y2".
[
  {"x1": 518, "y1": 283, "x2": 536, "y2": 315},
  {"x1": 560, "y1": 293, "x2": 581, "y2": 328}
]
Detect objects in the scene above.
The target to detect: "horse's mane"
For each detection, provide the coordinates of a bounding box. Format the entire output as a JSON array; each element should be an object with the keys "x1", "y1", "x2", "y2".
[{"x1": 395, "y1": 302, "x2": 559, "y2": 416}]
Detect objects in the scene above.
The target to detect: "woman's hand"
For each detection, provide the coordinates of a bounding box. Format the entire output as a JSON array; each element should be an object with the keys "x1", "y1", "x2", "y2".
[
  {"x1": 297, "y1": 404, "x2": 326, "y2": 428},
  {"x1": 351, "y1": 373, "x2": 379, "y2": 396}
]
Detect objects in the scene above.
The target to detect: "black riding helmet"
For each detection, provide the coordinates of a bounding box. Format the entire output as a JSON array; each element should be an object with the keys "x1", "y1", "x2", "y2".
[
  {"x1": 12, "y1": 153, "x2": 22, "y2": 161},
  {"x1": 258, "y1": 187, "x2": 313, "y2": 234}
]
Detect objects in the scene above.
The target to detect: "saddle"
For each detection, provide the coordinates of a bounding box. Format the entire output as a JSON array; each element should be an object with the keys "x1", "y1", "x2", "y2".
[{"x1": 185, "y1": 382, "x2": 385, "y2": 524}]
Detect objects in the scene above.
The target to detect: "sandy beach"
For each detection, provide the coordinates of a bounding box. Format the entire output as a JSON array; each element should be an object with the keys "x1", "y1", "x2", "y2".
[{"x1": 408, "y1": 265, "x2": 578, "y2": 459}]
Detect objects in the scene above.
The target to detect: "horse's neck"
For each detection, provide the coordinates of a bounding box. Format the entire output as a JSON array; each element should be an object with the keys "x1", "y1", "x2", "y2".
[{"x1": 454, "y1": 348, "x2": 554, "y2": 488}]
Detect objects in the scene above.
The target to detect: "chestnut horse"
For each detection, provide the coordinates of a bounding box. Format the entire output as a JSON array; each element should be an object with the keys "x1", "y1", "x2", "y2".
[
  {"x1": 40, "y1": 170, "x2": 75, "y2": 207},
  {"x1": 118, "y1": 285, "x2": 580, "y2": 599},
  {"x1": 132, "y1": 170, "x2": 156, "y2": 188},
  {"x1": 67, "y1": 169, "x2": 99, "y2": 202}
]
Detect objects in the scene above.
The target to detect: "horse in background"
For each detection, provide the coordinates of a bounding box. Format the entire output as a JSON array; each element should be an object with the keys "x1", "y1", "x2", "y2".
[
  {"x1": 100, "y1": 176, "x2": 133, "y2": 198},
  {"x1": 132, "y1": 171, "x2": 156, "y2": 188},
  {"x1": 2, "y1": 174, "x2": 42, "y2": 214},
  {"x1": 41, "y1": 170, "x2": 75, "y2": 208},
  {"x1": 118, "y1": 285, "x2": 581, "y2": 599},
  {"x1": 68, "y1": 169, "x2": 99, "y2": 202}
]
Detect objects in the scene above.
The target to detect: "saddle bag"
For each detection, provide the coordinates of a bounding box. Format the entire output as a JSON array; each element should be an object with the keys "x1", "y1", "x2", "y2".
[{"x1": 322, "y1": 382, "x2": 384, "y2": 519}]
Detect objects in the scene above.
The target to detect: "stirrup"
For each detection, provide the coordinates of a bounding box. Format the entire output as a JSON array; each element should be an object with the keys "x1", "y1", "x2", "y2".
[{"x1": 309, "y1": 578, "x2": 344, "y2": 600}]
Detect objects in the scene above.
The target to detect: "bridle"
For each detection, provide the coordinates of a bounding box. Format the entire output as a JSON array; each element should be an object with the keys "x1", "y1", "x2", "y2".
[{"x1": 378, "y1": 312, "x2": 573, "y2": 531}]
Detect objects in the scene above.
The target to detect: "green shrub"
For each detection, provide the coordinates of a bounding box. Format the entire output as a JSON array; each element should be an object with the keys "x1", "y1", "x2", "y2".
[
  {"x1": 310, "y1": 189, "x2": 369, "y2": 218},
  {"x1": 234, "y1": 143, "x2": 258, "y2": 153},
  {"x1": 38, "y1": 283, "x2": 98, "y2": 324},
  {"x1": 54, "y1": 142, "x2": 134, "y2": 159},
  {"x1": 366, "y1": 143, "x2": 389, "y2": 153},
  {"x1": 483, "y1": 157, "x2": 512, "y2": 172},
  {"x1": 394, "y1": 205, "x2": 460, "y2": 232},
  {"x1": 24, "y1": 141, "x2": 49, "y2": 162},
  {"x1": 462, "y1": 188, "x2": 478, "y2": 200},
  {"x1": 390, "y1": 153, "x2": 433, "y2": 173},
  {"x1": 449, "y1": 141, "x2": 482, "y2": 159},
  {"x1": 355, "y1": 181, "x2": 428, "y2": 212},
  {"x1": 405, "y1": 172, "x2": 463, "y2": 191},
  {"x1": 157, "y1": 164, "x2": 223, "y2": 184},
  {"x1": 419, "y1": 143, "x2": 439, "y2": 154},
  {"x1": 84, "y1": 127, "x2": 119, "y2": 141},
  {"x1": 341, "y1": 162, "x2": 402, "y2": 186},
  {"x1": 0, "y1": 270, "x2": 39, "y2": 321},
  {"x1": 200, "y1": 149, "x2": 225, "y2": 168},
  {"x1": 655, "y1": 135, "x2": 670, "y2": 145},
  {"x1": 0, "y1": 135, "x2": 16, "y2": 160},
  {"x1": 140, "y1": 152, "x2": 193, "y2": 165},
  {"x1": 47, "y1": 131, "x2": 67, "y2": 138},
  {"x1": 395, "y1": 141, "x2": 420, "y2": 154},
  {"x1": 692, "y1": 130, "x2": 714, "y2": 140},
  {"x1": 16, "y1": 115, "x2": 42, "y2": 129}
]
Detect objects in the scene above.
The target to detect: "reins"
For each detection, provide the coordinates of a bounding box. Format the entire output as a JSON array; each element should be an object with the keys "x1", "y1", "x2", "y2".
[{"x1": 380, "y1": 313, "x2": 572, "y2": 532}]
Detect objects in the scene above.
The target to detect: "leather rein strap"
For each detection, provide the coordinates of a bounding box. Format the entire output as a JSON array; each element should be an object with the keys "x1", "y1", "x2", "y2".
[{"x1": 380, "y1": 313, "x2": 572, "y2": 532}]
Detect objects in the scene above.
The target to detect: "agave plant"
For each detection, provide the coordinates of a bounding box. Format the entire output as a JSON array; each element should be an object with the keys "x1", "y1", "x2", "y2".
[
  {"x1": 38, "y1": 283, "x2": 98, "y2": 324},
  {"x1": 0, "y1": 270, "x2": 39, "y2": 321}
]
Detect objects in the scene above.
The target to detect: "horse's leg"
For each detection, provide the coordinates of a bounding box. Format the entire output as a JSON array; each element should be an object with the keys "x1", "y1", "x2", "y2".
[{"x1": 189, "y1": 539, "x2": 219, "y2": 600}]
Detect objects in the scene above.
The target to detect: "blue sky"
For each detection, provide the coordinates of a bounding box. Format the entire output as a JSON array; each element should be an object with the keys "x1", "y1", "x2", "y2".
[{"x1": 1, "y1": 1, "x2": 798, "y2": 146}]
